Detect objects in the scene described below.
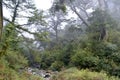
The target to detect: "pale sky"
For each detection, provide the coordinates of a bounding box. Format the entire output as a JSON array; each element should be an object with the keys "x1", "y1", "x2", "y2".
[
  {"x1": 3, "y1": 0, "x2": 53, "y2": 24},
  {"x1": 34, "y1": 0, "x2": 53, "y2": 10}
]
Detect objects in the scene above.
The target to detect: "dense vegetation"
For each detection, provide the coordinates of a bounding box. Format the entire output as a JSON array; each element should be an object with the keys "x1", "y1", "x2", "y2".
[
  {"x1": 52, "y1": 68, "x2": 119, "y2": 80},
  {"x1": 39, "y1": 9, "x2": 120, "y2": 77},
  {"x1": 0, "y1": 0, "x2": 120, "y2": 80}
]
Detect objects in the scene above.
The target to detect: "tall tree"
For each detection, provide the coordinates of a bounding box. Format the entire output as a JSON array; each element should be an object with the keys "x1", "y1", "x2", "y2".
[{"x1": 0, "y1": 0, "x2": 3, "y2": 40}]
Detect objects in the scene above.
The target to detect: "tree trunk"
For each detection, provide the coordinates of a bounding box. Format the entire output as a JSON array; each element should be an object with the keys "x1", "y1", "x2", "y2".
[
  {"x1": 99, "y1": 26, "x2": 106, "y2": 41},
  {"x1": 0, "y1": 0, "x2": 3, "y2": 41},
  {"x1": 12, "y1": 1, "x2": 19, "y2": 23}
]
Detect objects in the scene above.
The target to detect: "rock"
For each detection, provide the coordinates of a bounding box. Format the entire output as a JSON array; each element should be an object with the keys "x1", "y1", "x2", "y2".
[
  {"x1": 24, "y1": 67, "x2": 58, "y2": 80},
  {"x1": 44, "y1": 74, "x2": 50, "y2": 78}
]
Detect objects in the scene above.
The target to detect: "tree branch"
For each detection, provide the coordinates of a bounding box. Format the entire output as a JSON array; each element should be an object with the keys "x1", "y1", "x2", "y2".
[
  {"x1": 4, "y1": 18, "x2": 36, "y2": 35},
  {"x1": 12, "y1": 1, "x2": 20, "y2": 23},
  {"x1": 71, "y1": 6, "x2": 89, "y2": 27}
]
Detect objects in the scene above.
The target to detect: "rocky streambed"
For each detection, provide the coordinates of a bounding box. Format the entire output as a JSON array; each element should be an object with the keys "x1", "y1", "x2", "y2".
[{"x1": 24, "y1": 67, "x2": 58, "y2": 80}]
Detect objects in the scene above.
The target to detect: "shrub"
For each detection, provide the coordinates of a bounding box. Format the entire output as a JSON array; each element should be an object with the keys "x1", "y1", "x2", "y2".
[
  {"x1": 71, "y1": 49, "x2": 98, "y2": 68},
  {"x1": 50, "y1": 61, "x2": 64, "y2": 71},
  {"x1": 5, "y1": 50, "x2": 28, "y2": 70},
  {"x1": 52, "y1": 68, "x2": 119, "y2": 80}
]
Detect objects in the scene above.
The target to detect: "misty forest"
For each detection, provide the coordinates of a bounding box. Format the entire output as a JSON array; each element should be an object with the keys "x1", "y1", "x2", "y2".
[{"x1": 1, "y1": 0, "x2": 120, "y2": 80}]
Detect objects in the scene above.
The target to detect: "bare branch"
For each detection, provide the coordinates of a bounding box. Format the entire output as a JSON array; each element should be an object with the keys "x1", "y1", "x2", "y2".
[{"x1": 71, "y1": 6, "x2": 89, "y2": 27}]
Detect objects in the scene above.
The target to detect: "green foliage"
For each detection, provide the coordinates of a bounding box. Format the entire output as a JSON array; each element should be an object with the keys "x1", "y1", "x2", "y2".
[
  {"x1": 50, "y1": 61, "x2": 64, "y2": 71},
  {"x1": 5, "y1": 50, "x2": 28, "y2": 70},
  {"x1": 0, "y1": 56, "x2": 43, "y2": 80},
  {"x1": 108, "y1": 29, "x2": 120, "y2": 44},
  {"x1": 92, "y1": 42, "x2": 117, "y2": 57},
  {"x1": 0, "y1": 52, "x2": 43, "y2": 80},
  {"x1": 58, "y1": 43, "x2": 76, "y2": 65},
  {"x1": 0, "y1": 22, "x2": 33, "y2": 79},
  {"x1": 0, "y1": 57, "x2": 9, "y2": 73},
  {"x1": 28, "y1": 9, "x2": 47, "y2": 26},
  {"x1": 54, "y1": 4, "x2": 67, "y2": 13},
  {"x1": 52, "y1": 68, "x2": 120, "y2": 80},
  {"x1": 19, "y1": 71, "x2": 44, "y2": 80},
  {"x1": 1, "y1": 2, "x2": 120, "y2": 79},
  {"x1": 71, "y1": 49, "x2": 98, "y2": 68},
  {"x1": 0, "y1": 24, "x2": 28, "y2": 69},
  {"x1": 40, "y1": 50, "x2": 61, "y2": 69},
  {"x1": 37, "y1": 9, "x2": 120, "y2": 78},
  {"x1": 60, "y1": 5, "x2": 67, "y2": 13},
  {"x1": 87, "y1": 9, "x2": 117, "y2": 41},
  {"x1": 32, "y1": 51, "x2": 41, "y2": 63}
]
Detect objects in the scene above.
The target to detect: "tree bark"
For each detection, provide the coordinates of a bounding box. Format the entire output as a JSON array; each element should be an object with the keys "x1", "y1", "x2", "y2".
[
  {"x1": 0, "y1": 0, "x2": 3, "y2": 41},
  {"x1": 12, "y1": 1, "x2": 19, "y2": 23}
]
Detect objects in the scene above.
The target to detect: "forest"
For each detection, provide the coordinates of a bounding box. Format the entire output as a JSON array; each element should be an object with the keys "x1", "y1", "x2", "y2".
[{"x1": 0, "y1": 0, "x2": 120, "y2": 80}]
